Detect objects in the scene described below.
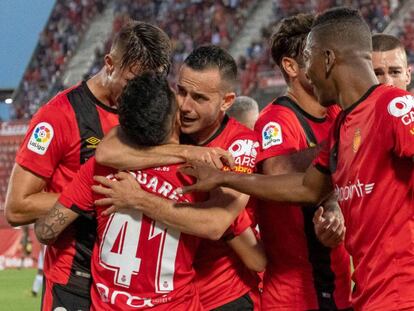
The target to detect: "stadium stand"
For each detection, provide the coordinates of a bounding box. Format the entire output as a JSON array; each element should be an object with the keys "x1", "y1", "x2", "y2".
[{"x1": 240, "y1": 0, "x2": 405, "y2": 98}]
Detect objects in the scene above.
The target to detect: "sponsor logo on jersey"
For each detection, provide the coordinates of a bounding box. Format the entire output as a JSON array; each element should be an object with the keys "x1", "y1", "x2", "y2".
[
  {"x1": 96, "y1": 282, "x2": 172, "y2": 308},
  {"x1": 27, "y1": 122, "x2": 54, "y2": 155},
  {"x1": 262, "y1": 122, "x2": 282, "y2": 149},
  {"x1": 224, "y1": 139, "x2": 259, "y2": 173},
  {"x1": 86, "y1": 136, "x2": 101, "y2": 148},
  {"x1": 387, "y1": 95, "x2": 414, "y2": 126},
  {"x1": 352, "y1": 128, "x2": 361, "y2": 153},
  {"x1": 335, "y1": 179, "x2": 375, "y2": 202}
]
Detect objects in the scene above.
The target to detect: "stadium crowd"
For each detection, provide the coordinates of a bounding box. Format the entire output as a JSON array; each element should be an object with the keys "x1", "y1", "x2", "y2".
[
  {"x1": 240, "y1": 0, "x2": 403, "y2": 95},
  {"x1": 15, "y1": 0, "x2": 107, "y2": 119}
]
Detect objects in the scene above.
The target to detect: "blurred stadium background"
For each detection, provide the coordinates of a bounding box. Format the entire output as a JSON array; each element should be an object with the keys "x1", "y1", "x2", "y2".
[{"x1": 0, "y1": 0, "x2": 412, "y2": 309}]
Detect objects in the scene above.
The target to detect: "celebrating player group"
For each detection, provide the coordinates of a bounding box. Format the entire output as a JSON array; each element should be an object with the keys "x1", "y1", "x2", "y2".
[{"x1": 4, "y1": 6, "x2": 414, "y2": 311}]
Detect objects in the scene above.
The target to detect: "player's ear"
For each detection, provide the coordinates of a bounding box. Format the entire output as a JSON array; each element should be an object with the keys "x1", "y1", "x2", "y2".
[
  {"x1": 104, "y1": 54, "x2": 115, "y2": 75},
  {"x1": 221, "y1": 92, "x2": 236, "y2": 112},
  {"x1": 281, "y1": 56, "x2": 299, "y2": 79},
  {"x1": 324, "y1": 49, "x2": 336, "y2": 78}
]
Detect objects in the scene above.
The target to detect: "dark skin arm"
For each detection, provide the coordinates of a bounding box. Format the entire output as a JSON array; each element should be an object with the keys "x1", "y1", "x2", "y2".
[
  {"x1": 180, "y1": 163, "x2": 333, "y2": 205},
  {"x1": 5, "y1": 164, "x2": 59, "y2": 226},
  {"x1": 34, "y1": 203, "x2": 79, "y2": 245},
  {"x1": 95, "y1": 127, "x2": 234, "y2": 170},
  {"x1": 262, "y1": 150, "x2": 345, "y2": 247}
]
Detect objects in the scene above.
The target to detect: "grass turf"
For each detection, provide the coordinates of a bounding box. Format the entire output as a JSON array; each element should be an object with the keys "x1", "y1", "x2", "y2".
[{"x1": 0, "y1": 268, "x2": 41, "y2": 311}]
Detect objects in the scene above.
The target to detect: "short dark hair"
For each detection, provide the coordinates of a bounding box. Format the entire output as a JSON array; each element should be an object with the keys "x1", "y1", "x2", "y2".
[
  {"x1": 270, "y1": 13, "x2": 314, "y2": 81},
  {"x1": 312, "y1": 7, "x2": 371, "y2": 51},
  {"x1": 111, "y1": 21, "x2": 172, "y2": 74},
  {"x1": 372, "y1": 34, "x2": 405, "y2": 52},
  {"x1": 184, "y1": 45, "x2": 237, "y2": 89},
  {"x1": 118, "y1": 73, "x2": 176, "y2": 146}
]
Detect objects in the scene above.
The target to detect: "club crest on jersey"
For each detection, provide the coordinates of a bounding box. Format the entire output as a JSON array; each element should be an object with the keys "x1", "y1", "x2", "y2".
[
  {"x1": 262, "y1": 122, "x2": 282, "y2": 149},
  {"x1": 27, "y1": 122, "x2": 54, "y2": 155},
  {"x1": 353, "y1": 128, "x2": 361, "y2": 153},
  {"x1": 387, "y1": 95, "x2": 414, "y2": 127}
]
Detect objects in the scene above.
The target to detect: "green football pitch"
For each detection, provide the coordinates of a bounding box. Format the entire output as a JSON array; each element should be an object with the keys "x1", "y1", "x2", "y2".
[{"x1": 0, "y1": 269, "x2": 41, "y2": 311}]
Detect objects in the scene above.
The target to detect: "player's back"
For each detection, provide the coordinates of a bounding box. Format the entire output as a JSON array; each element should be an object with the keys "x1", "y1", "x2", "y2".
[{"x1": 90, "y1": 161, "x2": 203, "y2": 310}]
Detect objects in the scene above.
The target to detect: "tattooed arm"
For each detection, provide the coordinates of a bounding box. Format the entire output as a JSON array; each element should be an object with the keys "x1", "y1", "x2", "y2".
[{"x1": 35, "y1": 202, "x2": 79, "y2": 245}]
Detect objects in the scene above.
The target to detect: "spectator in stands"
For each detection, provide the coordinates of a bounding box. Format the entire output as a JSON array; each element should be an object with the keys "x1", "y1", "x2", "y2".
[
  {"x1": 372, "y1": 33, "x2": 411, "y2": 90},
  {"x1": 227, "y1": 95, "x2": 259, "y2": 129}
]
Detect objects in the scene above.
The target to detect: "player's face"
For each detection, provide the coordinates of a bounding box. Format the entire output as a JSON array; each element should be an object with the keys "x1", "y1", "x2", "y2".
[
  {"x1": 104, "y1": 54, "x2": 141, "y2": 106},
  {"x1": 372, "y1": 48, "x2": 411, "y2": 90},
  {"x1": 303, "y1": 33, "x2": 337, "y2": 107},
  {"x1": 177, "y1": 65, "x2": 234, "y2": 143}
]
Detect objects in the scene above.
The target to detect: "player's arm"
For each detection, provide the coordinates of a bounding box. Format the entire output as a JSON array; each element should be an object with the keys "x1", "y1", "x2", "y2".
[
  {"x1": 95, "y1": 127, "x2": 233, "y2": 170},
  {"x1": 180, "y1": 163, "x2": 332, "y2": 205},
  {"x1": 92, "y1": 172, "x2": 247, "y2": 240},
  {"x1": 34, "y1": 202, "x2": 79, "y2": 245},
  {"x1": 261, "y1": 147, "x2": 320, "y2": 175},
  {"x1": 226, "y1": 227, "x2": 267, "y2": 272},
  {"x1": 5, "y1": 164, "x2": 59, "y2": 226}
]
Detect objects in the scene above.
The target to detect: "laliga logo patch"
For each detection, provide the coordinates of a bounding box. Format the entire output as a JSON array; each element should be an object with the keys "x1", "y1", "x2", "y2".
[
  {"x1": 27, "y1": 122, "x2": 54, "y2": 155},
  {"x1": 262, "y1": 122, "x2": 282, "y2": 149},
  {"x1": 387, "y1": 95, "x2": 414, "y2": 117}
]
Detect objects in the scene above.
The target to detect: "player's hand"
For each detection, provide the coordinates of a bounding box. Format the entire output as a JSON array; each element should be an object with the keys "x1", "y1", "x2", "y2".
[
  {"x1": 178, "y1": 162, "x2": 225, "y2": 193},
  {"x1": 92, "y1": 172, "x2": 145, "y2": 215},
  {"x1": 183, "y1": 146, "x2": 234, "y2": 170},
  {"x1": 313, "y1": 206, "x2": 346, "y2": 248}
]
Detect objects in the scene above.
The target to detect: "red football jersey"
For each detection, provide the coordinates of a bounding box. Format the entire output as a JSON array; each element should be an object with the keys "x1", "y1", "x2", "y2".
[
  {"x1": 314, "y1": 84, "x2": 414, "y2": 310},
  {"x1": 15, "y1": 82, "x2": 118, "y2": 292},
  {"x1": 255, "y1": 97, "x2": 351, "y2": 310},
  {"x1": 59, "y1": 158, "x2": 204, "y2": 310},
  {"x1": 191, "y1": 116, "x2": 260, "y2": 309}
]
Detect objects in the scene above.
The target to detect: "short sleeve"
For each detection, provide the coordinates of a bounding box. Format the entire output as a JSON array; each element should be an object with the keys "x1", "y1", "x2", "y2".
[
  {"x1": 222, "y1": 209, "x2": 252, "y2": 240},
  {"x1": 254, "y1": 108, "x2": 303, "y2": 163},
  {"x1": 386, "y1": 93, "x2": 414, "y2": 158},
  {"x1": 15, "y1": 100, "x2": 73, "y2": 178},
  {"x1": 58, "y1": 157, "x2": 97, "y2": 213}
]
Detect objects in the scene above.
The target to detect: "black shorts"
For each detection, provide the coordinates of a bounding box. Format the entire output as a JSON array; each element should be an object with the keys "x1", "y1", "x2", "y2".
[
  {"x1": 41, "y1": 278, "x2": 91, "y2": 311},
  {"x1": 211, "y1": 293, "x2": 254, "y2": 311}
]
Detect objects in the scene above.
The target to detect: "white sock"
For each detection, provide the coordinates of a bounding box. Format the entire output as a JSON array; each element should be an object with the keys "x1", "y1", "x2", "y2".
[{"x1": 32, "y1": 274, "x2": 43, "y2": 294}]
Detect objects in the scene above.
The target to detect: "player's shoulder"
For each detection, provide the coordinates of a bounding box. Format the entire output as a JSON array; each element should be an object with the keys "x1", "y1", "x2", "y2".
[
  {"x1": 255, "y1": 101, "x2": 300, "y2": 131},
  {"x1": 227, "y1": 117, "x2": 257, "y2": 137},
  {"x1": 34, "y1": 84, "x2": 81, "y2": 118},
  {"x1": 373, "y1": 84, "x2": 413, "y2": 119}
]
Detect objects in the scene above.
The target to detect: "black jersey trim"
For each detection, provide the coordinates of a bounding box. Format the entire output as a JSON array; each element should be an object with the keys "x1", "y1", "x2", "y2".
[
  {"x1": 82, "y1": 81, "x2": 118, "y2": 114},
  {"x1": 343, "y1": 84, "x2": 381, "y2": 115},
  {"x1": 273, "y1": 96, "x2": 319, "y2": 147},
  {"x1": 302, "y1": 205, "x2": 338, "y2": 310},
  {"x1": 273, "y1": 96, "x2": 327, "y2": 123},
  {"x1": 314, "y1": 163, "x2": 331, "y2": 175},
  {"x1": 180, "y1": 115, "x2": 230, "y2": 146}
]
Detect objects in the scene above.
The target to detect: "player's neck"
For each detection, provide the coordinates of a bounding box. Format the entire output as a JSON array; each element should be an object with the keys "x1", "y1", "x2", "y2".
[
  {"x1": 87, "y1": 71, "x2": 116, "y2": 108},
  {"x1": 189, "y1": 113, "x2": 225, "y2": 146},
  {"x1": 286, "y1": 84, "x2": 326, "y2": 118},
  {"x1": 337, "y1": 63, "x2": 379, "y2": 110}
]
